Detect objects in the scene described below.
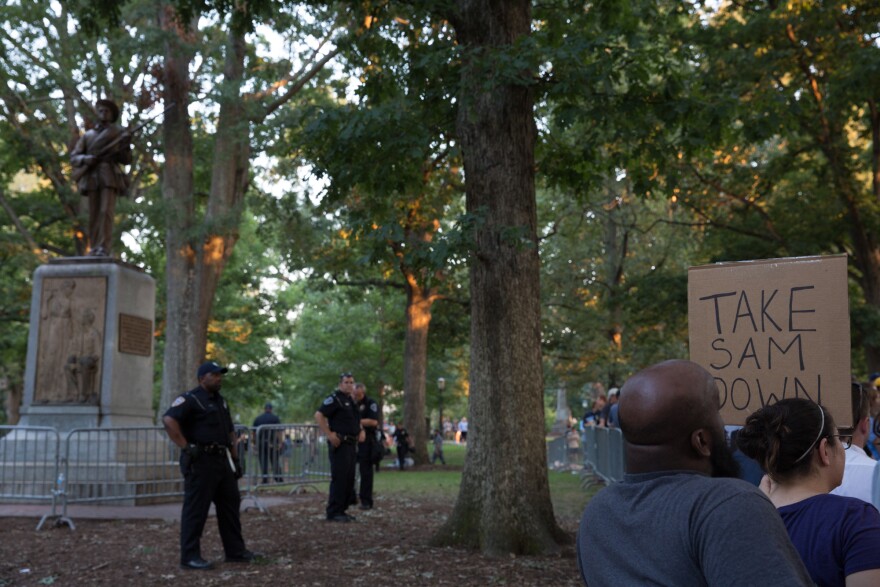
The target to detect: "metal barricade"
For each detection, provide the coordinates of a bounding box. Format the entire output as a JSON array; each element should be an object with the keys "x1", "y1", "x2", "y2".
[
  {"x1": 582, "y1": 427, "x2": 599, "y2": 472},
  {"x1": 0, "y1": 425, "x2": 62, "y2": 530},
  {"x1": 581, "y1": 426, "x2": 625, "y2": 488},
  {"x1": 237, "y1": 424, "x2": 329, "y2": 512},
  {"x1": 58, "y1": 427, "x2": 184, "y2": 528},
  {"x1": 0, "y1": 422, "x2": 333, "y2": 528},
  {"x1": 546, "y1": 436, "x2": 567, "y2": 466},
  {"x1": 605, "y1": 427, "x2": 625, "y2": 482}
]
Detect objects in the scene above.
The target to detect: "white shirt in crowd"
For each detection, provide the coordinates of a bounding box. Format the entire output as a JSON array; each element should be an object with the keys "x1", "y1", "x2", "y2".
[{"x1": 830, "y1": 447, "x2": 880, "y2": 510}]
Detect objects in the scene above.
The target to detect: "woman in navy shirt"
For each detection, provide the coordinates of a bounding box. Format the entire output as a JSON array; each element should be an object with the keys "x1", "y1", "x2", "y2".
[{"x1": 737, "y1": 397, "x2": 880, "y2": 587}]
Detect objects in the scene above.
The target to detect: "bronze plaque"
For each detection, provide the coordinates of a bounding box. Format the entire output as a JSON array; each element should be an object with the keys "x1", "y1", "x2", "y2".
[{"x1": 118, "y1": 314, "x2": 153, "y2": 357}]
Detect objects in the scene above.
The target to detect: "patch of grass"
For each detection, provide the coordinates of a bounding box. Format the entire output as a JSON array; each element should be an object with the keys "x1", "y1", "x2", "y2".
[
  {"x1": 375, "y1": 442, "x2": 595, "y2": 521},
  {"x1": 436, "y1": 442, "x2": 467, "y2": 467},
  {"x1": 547, "y1": 470, "x2": 597, "y2": 521},
  {"x1": 374, "y1": 467, "x2": 463, "y2": 500}
]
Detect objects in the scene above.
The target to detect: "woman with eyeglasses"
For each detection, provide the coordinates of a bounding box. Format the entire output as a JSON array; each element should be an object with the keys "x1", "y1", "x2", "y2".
[{"x1": 737, "y1": 398, "x2": 880, "y2": 587}]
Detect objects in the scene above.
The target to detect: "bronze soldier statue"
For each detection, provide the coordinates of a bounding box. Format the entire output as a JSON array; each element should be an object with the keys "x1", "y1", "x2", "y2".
[{"x1": 70, "y1": 99, "x2": 131, "y2": 257}]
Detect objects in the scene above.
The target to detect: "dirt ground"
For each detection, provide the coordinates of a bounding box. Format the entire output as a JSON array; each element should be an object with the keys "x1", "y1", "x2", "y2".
[{"x1": 0, "y1": 488, "x2": 582, "y2": 586}]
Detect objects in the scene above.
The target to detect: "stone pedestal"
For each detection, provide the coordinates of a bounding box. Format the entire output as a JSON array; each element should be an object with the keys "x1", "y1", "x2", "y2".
[
  {"x1": 17, "y1": 258, "x2": 156, "y2": 430},
  {"x1": 551, "y1": 385, "x2": 571, "y2": 436},
  {"x1": 1, "y1": 259, "x2": 172, "y2": 508}
]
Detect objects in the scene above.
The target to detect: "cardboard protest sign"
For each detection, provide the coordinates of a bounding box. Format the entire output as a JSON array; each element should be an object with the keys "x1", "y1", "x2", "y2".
[{"x1": 688, "y1": 255, "x2": 851, "y2": 427}]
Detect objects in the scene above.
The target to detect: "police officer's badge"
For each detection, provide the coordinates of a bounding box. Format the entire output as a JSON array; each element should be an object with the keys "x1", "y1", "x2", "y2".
[
  {"x1": 323, "y1": 397, "x2": 333, "y2": 405},
  {"x1": 171, "y1": 396, "x2": 186, "y2": 407}
]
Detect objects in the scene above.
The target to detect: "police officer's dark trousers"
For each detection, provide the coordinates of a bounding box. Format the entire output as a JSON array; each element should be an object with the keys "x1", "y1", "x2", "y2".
[
  {"x1": 327, "y1": 441, "x2": 356, "y2": 518},
  {"x1": 356, "y1": 442, "x2": 374, "y2": 507},
  {"x1": 258, "y1": 443, "x2": 282, "y2": 483},
  {"x1": 180, "y1": 453, "x2": 245, "y2": 562}
]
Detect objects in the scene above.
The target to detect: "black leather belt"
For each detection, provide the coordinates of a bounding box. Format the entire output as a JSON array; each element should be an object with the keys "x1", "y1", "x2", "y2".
[{"x1": 199, "y1": 443, "x2": 228, "y2": 455}]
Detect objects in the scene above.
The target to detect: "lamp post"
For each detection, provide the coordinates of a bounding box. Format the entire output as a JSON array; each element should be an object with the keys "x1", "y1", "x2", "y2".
[{"x1": 437, "y1": 377, "x2": 446, "y2": 436}]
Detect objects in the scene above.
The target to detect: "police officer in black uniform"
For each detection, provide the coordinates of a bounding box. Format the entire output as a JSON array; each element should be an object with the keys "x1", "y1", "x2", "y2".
[
  {"x1": 314, "y1": 372, "x2": 363, "y2": 522},
  {"x1": 351, "y1": 382, "x2": 379, "y2": 510},
  {"x1": 163, "y1": 361, "x2": 260, "y2": 570}
]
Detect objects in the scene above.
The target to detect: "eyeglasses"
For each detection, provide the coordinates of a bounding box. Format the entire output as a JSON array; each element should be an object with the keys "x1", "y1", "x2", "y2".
[{"x1": 829, "y1": 434, "x2": 853, "y2": 450}]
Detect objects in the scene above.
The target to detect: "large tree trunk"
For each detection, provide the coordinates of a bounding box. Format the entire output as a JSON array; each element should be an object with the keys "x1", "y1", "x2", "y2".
[
  {"x1": 159, "y1": 4, "x2": 198, "y2": 415},
  {"x1": 433, "y1": 0, "x2": 567, "y2": 555},
  {"x1": 158, "y1": 17, "x2": 250, "y2": 414},
  {"x1": 196, "y1": 28, "x2": 249, "y2": 354},
  {"x1": 403, "y1": 272, "x2": 431, "y2": 464}
]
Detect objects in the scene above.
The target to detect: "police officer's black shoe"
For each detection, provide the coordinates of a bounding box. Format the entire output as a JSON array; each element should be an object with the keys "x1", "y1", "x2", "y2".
[
  {"x1": 327, "y1": 514, "x2": 353, "y2": 522},
  {"x1": 225, "y1": 550, "x2": 263, "y2": 563},
  {"x1": 180, "y1": 558, "x2": 214, "y2": 570}
]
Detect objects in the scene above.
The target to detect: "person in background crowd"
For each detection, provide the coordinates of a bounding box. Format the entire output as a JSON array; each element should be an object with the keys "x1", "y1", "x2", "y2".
[
  {"x1": 351, "y1": 382, "x2": 379, "y2": 510},
  {"x1": 392, "y1": 425, "x2": 411, "y2": 470},
  {"x1": 582, "y1": 394, "x2": 606, "y2": 428},
  {"x1": 431, "y1": 429, "x2": 446, "y2": 465},
  {"x1": 566, "y1": 423, "x2": 581, "y2": 465},
  {"x1": 599, "y1": 389, "x2": 618, "y2": 427},
  {"x1": 831, "y1": 382, "x2": 880, "y2": 509},
  {"x1": 577, "y1": 360, "x2": 812, "y2": 586},
  {"x1": 163, "y1": 361, "x2": 261, "y2": 570},
  {"x1": 458, "y1": 417, "x2": 468, "y2": 442},
  {"x1": 727, "y1": 427, "x2": 764, "y2": 486},
  {"x1": 314, "y1": 372, "x2": 363, "y2": 522},
  {"x1": 608, "y1": 393, "x2": 621, "y2": 428},
  {"x1": 253, "y1": 402, "x2": 283, "y2": 484},
  {"x1": 737, "y1": 397, "x2": 880, "y2": 587}
]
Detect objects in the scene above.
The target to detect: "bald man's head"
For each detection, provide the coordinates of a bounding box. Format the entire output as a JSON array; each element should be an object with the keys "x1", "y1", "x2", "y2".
[
  {"x1": 619, "y1": 360, "x2": 718, "y2": 444},
  {"x1": 617, "y1": 360, "x2": 738, "y2": 477}
]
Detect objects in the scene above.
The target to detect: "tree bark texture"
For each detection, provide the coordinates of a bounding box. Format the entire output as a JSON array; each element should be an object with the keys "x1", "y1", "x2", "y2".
[
  {"x1": 403, "y1": 272, "x2": 431, "y2": 464},
  {"x1": 196, "y1": 29, "x2": 249, "y2": 355},
  {"x1": 159, "y1": 4, "x2": 198, "y2": 415},
  {"x1": 433, "y1": 0, "x2": 567, "y2": 555},
  {"x1": 158, "y1": 13, "x2": 250, "y2": 412}
]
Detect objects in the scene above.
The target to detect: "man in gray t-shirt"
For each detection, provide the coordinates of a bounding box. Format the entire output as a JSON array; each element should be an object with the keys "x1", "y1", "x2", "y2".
[{"x1": 577, "y1": 360, "x2": 812, "y2": 586}]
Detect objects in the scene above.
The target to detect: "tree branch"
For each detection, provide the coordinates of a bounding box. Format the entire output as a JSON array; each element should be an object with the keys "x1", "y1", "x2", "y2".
[
  {"x1": 331, "y1": 275, "x2": 406, "y2": 290},
  {"x1": 0, "y1": 186, "x2": 42, "y2": 255},
  {"x1": 253, "y1": 45, "x2": 343, "y2": 123}
]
